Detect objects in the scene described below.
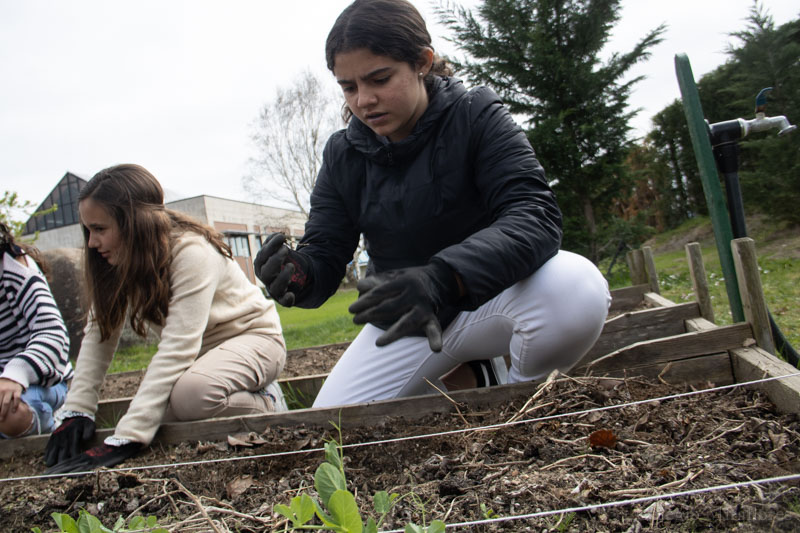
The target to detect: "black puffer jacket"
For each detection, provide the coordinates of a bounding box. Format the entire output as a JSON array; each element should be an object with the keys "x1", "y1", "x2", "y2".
[{"x1": 295, "y1": 76, "x2": 562, "y2": 315}]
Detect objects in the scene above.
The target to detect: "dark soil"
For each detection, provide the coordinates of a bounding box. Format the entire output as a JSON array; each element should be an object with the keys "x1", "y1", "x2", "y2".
[{"x1": 2, "y1": 344, "x2": 800, "y2": 532}]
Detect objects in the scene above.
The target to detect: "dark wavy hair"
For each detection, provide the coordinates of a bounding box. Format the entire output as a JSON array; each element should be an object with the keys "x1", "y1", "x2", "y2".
[
  {"x1": 0, "y1": 221, "x2": 47, "y2": 273},
  {"x1": 79, "y1": 164, "x2": 232, "y2": 341},
  {"x1": 326, "y1": 0, "x2": 453, "y2": 119}
]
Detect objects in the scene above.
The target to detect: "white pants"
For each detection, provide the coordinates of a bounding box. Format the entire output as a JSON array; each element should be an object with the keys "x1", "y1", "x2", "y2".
[{"x1": 313, "y1": 250, "x2": 611, "y2": 408}]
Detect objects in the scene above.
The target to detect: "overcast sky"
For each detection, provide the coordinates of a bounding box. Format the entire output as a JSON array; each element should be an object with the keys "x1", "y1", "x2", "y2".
[{"x1": 2, "y1": 0, "x2": 798, "y2": 211}]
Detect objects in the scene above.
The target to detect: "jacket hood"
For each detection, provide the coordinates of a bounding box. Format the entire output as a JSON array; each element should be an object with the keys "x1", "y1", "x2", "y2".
[{"x1": 345, "y1": 76, "x2": 467, "y2": 166}]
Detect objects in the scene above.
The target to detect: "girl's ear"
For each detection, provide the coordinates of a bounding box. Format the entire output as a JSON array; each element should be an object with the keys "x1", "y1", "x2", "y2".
[{"x1": 417, "y1": 47, "x2": 434, "y2": 75}]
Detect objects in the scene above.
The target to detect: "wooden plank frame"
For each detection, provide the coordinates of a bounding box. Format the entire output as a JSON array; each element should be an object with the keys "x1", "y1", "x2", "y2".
[
  {"x1": 732, "y1": 238, "x2": 776, "y2": 354},
  {"x1": 608, "y1": 283, "x2": 649, "y2": 313},
  {"x1": 685, "y1": 242, "x2": 715, "y2": 323}
]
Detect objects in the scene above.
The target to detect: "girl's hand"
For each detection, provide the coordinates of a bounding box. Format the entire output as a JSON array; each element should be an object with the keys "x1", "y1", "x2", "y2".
[
  {"x1": 349, "y1": 261, "x2": 459, "y2": 352},
  {"x1": 44, "y1": 415, "x2": 96, "y2": 466},
  {"x1": 44, "y1": 442, "x2": 142, "y2": 475},
  {"x1": 253, "y1": 233, "x2": 311, "y2": 306},
  {"x1": 0, "y1": 378, "x2": 23, "y2": 422}
]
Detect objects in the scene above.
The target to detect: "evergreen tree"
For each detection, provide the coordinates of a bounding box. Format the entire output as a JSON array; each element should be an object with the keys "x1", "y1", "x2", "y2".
[
  {"x1": 725, "y1": 5, "x2": 800, "y2": 225},
  {"x1": 642, "y1": 3, "x2": 799, "y2": 227},
  {"x1": 648, "y1": 100, "x2": 706, "y2": 223},
  {"x1": 438, "y1": 0, "x2": 664, "y2": 261}
]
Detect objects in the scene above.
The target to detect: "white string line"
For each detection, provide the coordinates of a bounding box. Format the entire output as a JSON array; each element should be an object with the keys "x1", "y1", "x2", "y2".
[
  {"x1": 3, "y1": 371, "x2": 799, "y2": 484},
  {"x1": 382, "y1": 472, "x2": 800, "y2": 532}
]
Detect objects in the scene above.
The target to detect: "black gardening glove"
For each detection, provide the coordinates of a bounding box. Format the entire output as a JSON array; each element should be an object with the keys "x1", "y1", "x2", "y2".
[
  {"x1": 44, "y1": 442, "x2": 142, "y2": 475},
  {"x1": 253, "y1": 233, "x2": 311, "y2": 307},
  {"x1": 44, "y1": 415, "x2": 96, "y2": 467},
  {"x1": 349, "y1": 261, "x2": 459, "y2": 352}
]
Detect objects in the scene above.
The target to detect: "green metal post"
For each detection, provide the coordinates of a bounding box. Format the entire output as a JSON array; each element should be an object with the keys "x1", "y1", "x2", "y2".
[{"x1": 674, "y1": 53, "x2": 745, "y2": 323}]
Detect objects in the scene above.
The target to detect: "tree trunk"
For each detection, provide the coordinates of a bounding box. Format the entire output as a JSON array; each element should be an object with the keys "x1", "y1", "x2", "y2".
[{"x1": 582, "y1": 197, "x2": 598, "y2": 263}]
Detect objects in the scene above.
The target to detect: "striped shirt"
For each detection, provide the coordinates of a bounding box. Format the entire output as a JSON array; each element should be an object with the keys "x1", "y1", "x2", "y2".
[{"x1": 0, "y1": 252, "x2": 73, "y2": 389}]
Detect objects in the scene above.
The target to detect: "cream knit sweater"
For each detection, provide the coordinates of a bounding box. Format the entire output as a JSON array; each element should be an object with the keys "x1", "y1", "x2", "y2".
[{"x1": 64, "y1": 232, "x2": 283, "y2": 444}]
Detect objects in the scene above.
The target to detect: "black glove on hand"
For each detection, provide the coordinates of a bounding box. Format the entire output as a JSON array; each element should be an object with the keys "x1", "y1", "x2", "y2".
[
  {"x1": 349, "y1": 261, "x2": 459, "y2": 352},
  {"x1": 44, "y1": 415, "x2": 96, "y2": 467},
  {"x1": 44, "y1": 442, "x2": 142, "y2": 475},
  {"x1": 253, "y1": 233, "x2": 311, "y2": 307}
]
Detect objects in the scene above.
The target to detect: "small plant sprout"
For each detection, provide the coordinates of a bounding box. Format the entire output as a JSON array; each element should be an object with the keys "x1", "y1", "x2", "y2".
[
  {"x1": 30, "y1": 509, "x2": 168, "y2": 533},
  {"x1": 274, "y1": 420, "x2": 445, "y2": 532}
]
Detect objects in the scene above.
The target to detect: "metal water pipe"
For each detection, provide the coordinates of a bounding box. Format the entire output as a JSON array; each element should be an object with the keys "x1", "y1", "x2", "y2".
[{"x1": 707, "y1": 87, "x2": 798, "y2": 366}]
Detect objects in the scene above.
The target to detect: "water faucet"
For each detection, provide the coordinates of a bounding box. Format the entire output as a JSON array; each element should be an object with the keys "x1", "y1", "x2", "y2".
[
  {"x1": 708, "y1": 87, "x2": 796, "y2": 146},
  {"x1": 746, "y1": 87, "x2": 796, "y2": 136}
]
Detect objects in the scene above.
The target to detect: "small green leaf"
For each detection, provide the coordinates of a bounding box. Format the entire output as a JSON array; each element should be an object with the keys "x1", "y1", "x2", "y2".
[
  {"x1": 324, "y1": 440, "x2": 343, "y2": 471},
  {"x1": 275, "y1": 493, "x2": 316, "y2": 527},
  {"x1": 274, "y1": 504, "x2": 295, "y2": 522},
  {"x1": 315, "y1": 462, "x2": 347, "y2": 506},
  {"x1": 52, "y1": 513, "x2": 79, "y2": 533},
  {"x1": 426, "y1": 521, "x2": 447, "y2": 533},
  {"x1": 127, "y1": 516, "x2": 145, "y2": 529},
  {"x1": 294, "y1": 493, "x2": 317, "y2": 524},
  {"x1": 404, "y1": 524, "x2": 424, "y2": 533},
  {"x1": 365, "y1": 517, "x2": 378, "y2": 533},
  {"x1": 76, "y1": 510, "x2": 111, "y2": 533},
  {"x1": 373, "y1": 490, "x2": 391, "y2": 514},
  {"x1": 111, "y1": 516, "x2": 125, "y2": 531},
  {"x1": 30, "y1": 528, "x2": 43, "y2": 533},
  {"x1": 313, "y1": 499, "x2": 336, "y2": 530},
  {"x1": 327, "y1": 489, "x2": 362, "y2": 533},
  {"x1": 146, "y1": 515, "x2": 158, "y2": 527}
]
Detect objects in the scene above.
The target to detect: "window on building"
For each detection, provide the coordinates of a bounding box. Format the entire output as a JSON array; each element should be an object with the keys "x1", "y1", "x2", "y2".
[
  {"x1": 226, "y1": 234, "x2": 251, "y2": 257},
  {"x1": 24, "y1": 172, "x2": 87, "y2": 235}
]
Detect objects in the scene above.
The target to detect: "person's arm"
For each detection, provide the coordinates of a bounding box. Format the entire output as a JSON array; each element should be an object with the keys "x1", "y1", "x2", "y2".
[
  {"x1": 60, "y1": 310, "x2": 120, "y2": 416},
  {"x1": 109, "y1": 236, "x2": 223, "y2": 446},
  {"x1": 433, "y1": 86, "x2": 563, "y2": 310},
  {"x1": 292, "y1": 134, "x2": 363, "y2": 308},
  {"x1": 0, "y1": 260, "x2": 70, "y2": 390}
]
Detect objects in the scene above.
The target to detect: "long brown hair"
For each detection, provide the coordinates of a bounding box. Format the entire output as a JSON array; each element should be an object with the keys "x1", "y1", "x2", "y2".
[
  {"x1": 79, "y1": 164, "x2": 232, "y2": 341},
  {"x1": 325, "y1": 0, "x2": 454, "y2": 121}
]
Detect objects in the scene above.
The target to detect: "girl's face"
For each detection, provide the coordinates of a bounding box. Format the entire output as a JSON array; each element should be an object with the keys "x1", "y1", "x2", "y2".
[
  {"x1": 79, "y1": 198, "x2": 123, "y2": 266},
  {"x1": 334, "y1": 48, "x2": 433, "y2": 142}
]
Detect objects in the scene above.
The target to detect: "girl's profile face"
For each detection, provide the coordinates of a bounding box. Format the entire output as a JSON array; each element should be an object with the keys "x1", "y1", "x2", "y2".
[
  {"x1": 334, "y1": 48, "x2": 432, "y2": 142},
  {"x1": 79, "y1": 198, "x2": 123, "y2": 266}
]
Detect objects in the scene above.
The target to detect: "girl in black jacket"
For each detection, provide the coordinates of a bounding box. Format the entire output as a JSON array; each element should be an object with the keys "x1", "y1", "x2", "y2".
[{"x1": 255, "y1": 0, "x2": 611, "y2": 407}]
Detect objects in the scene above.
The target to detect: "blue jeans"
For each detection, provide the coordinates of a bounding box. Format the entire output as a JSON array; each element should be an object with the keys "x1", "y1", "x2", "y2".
[{"x1": 1, "y1": 382, "x2": 69, "y2": 437}]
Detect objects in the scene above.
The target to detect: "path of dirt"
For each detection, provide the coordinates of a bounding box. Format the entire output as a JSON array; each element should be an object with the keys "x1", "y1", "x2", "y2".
[{"x1": 2, "y1": 346, "x2": 800, "y2": 532}]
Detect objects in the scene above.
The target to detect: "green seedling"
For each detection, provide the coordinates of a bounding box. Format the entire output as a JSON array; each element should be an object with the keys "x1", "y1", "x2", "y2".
[
  {"x1": 31, "y1": 509, "x2": 167, "y2": 533},
  {"x1": 545, "y1": 511, "x2": 576, "y2": 532},
  {"x1": 274, "y1": 420, "x2": 445, "y2": 532}
]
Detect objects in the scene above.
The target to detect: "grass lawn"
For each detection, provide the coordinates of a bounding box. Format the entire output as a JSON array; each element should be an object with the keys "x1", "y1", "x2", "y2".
[{"x1": 276, "y1": 288, "x2": 363, "y2": 350}]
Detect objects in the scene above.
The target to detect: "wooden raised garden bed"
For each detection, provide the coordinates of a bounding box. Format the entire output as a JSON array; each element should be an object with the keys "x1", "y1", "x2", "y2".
[{"x1": 2, "y1": 238, "x2": 796, "y2": 461}]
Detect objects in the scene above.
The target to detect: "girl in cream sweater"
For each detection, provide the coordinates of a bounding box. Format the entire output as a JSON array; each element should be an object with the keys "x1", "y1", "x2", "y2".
[{"x1": 45, "y1": 164, "x2": 286, "y2": 474}]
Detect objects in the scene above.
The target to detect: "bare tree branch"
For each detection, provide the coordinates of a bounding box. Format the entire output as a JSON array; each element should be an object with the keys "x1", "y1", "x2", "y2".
[{"x1": 243, "y1": 70, "x2": 342, "y2": 218}]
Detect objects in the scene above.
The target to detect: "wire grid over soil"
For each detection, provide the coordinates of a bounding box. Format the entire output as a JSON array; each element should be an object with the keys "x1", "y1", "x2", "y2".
[{"x1": 2, "y1": 373, "x2": 800, "y2": 532}]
